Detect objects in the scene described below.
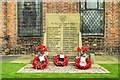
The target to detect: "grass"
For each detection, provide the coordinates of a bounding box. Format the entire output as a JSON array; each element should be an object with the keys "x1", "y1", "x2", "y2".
[{"x1": 1, "y1": 62, "x2": 119, "y2": 79}]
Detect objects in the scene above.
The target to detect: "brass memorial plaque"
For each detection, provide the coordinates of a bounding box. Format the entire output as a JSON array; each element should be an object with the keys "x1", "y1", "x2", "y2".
[{"x1": 46, "y1": 13, "x2": 80, "y2": 56}]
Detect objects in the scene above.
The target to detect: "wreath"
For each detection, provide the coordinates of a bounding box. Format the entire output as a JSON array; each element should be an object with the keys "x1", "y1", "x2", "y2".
[
  {"x1": 32, "y1": 56, "x2": 48, "y2": 69},
  {"x1": 54, "y1": 54, "x2": 68, "y2": 66},
  {"x1": 75, "y1": 57, "x2": 92, "y2": 69},
  {"x1": 75, "y1": 46, "x2": 92, "y2": 69}
]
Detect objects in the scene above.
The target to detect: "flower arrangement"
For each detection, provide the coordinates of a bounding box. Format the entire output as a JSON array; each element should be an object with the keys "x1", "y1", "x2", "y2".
[
  {"x1": 75, "y1": 46, "x2": 92, "y2": 69},
  {"x1": 75, "y1": 57, "x2": 92, "y2": 69},
  {"x1": 32, "y1": 56, "x2": 48, "y2": 69},
  {"x1": 54, "y1": 54, "x2": 68, "y2": 66},
  {"x1": 32, "y1": 45, "x2": 48, "y2": 69}
]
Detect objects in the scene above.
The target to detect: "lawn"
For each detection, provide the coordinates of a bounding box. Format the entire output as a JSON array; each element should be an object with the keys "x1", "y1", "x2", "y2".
[{"x1": 1, "y1": 62, "x2": 119, "y2": 79}]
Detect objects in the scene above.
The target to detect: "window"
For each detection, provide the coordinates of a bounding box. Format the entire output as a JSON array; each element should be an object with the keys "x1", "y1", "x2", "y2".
[
  {"x1": 17, "y1": 1, "x2": 42, "y2": 37},
  {"x1": 81, "y1": 0, "x2": 105, "y2": 35}
]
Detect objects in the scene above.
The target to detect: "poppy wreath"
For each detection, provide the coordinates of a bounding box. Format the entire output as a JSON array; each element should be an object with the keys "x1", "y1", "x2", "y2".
[
  {"x1": 75, "y1": 57, "x2": 92, "y2": 69},
  {"x1": 32, "y1": 56, "x2": 48, "y2": 69},
  {"x1": 54, "y1": 54, "x2": 68, "y2": 66},
  {"x1": 75, "y1": 46, "x2": 92, "y2": 69}
]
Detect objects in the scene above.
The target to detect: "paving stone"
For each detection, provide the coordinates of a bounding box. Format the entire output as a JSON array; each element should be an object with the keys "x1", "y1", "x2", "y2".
[{"x1": 17, "y1": 64, "x2": 110, "y2": 73}]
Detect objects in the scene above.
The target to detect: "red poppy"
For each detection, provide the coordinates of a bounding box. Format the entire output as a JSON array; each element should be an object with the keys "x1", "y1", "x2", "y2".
[
  {"x1": 77, "y1": 47, "x2": 82, "y2": 52},
  {"x1": 77, "y1": 47, "x2": 89, "y2": 53},
  {"x1": 84, "y1": 47, "x2": 89, "y2": 52}
]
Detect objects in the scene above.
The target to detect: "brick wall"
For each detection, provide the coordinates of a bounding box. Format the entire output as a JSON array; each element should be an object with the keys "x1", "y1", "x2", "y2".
[
  {"x1": 7, "y1": 2, "x2": 17, "y2": 48},
  {"x1": 105, "y1": 2, "x2": 119, "y2": 54},
  {"x1": 0, "y1": 1, "x2": 119, "y2": 55},
  {"x1": 0, "y1": 2, "x2": 7, "y2": 53}
]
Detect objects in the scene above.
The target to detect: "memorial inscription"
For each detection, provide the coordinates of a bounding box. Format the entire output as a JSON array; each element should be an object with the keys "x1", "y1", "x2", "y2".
[{"x1": 46, "y1": 14, "x2": 80, "y2": 56}]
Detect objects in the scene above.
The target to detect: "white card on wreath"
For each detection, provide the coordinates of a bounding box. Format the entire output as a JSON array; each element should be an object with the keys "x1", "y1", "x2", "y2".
[
  {"x1": 39, "y1": 56, "x2": 45, "y2": 62},
  {"x1": 80, "y1": 57, "x2": 86, "y2": 62},
  {"x1": 60, "y1": 55, "x2": 64, "y2": 58}
]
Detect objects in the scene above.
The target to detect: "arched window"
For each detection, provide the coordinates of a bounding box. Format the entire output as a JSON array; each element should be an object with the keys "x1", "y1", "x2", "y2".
[
  {"x1": 80, "y1": 0, "x2": 105, "y2": 36},
  {"x1": 17, "y1": 0, "x2": 42, "y2": 37}
]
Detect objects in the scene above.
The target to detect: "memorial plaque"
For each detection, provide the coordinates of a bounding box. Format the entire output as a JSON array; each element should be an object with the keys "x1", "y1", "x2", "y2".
[{"x1": 46, "y1": 13, "x2": 80, "y2": 56}]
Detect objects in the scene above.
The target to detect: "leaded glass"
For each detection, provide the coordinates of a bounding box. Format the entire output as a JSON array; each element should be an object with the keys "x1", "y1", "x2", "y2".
[
  {"x1": 18, "y1": 1, "x2": 42, "y2": 37},
  {"x1": 81, "y1": 0, "x2": 105, "y2": 35}
]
